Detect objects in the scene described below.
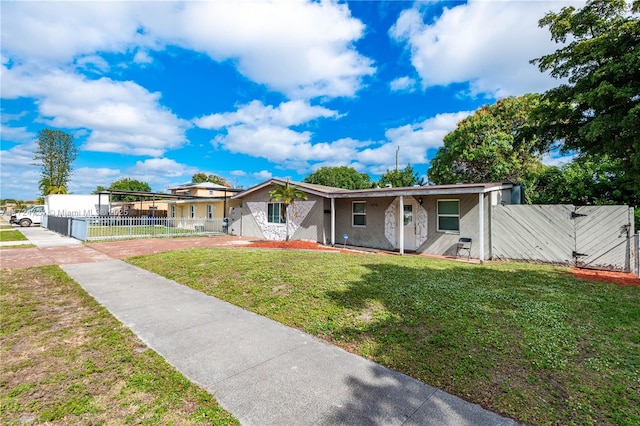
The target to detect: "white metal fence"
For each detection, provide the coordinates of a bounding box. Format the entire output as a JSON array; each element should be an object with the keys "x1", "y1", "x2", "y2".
[{"x1": 45, "y1": 215, "x2": 227, "y2": 241}]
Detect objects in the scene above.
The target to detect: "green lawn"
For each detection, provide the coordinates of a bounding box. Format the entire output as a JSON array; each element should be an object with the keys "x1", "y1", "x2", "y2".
[
  {"x1": 0, "y1": 230, "x2": 27, "y2": 242},
  {"x1": 89, "y1": 225, "x2": 189, "y2": 237},
  {"x1": 129, "y1": 249, "x2": 640, "y2": 425},
  {"x1": 0, "y1": 266, "x2": 239, "y2": 425},
  {"x1": 88, "y1": 225, "x2": 200, "y2": 239}
]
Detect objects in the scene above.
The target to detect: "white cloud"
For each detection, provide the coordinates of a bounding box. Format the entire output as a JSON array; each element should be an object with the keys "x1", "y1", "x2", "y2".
[
  {"x1": 253, "y1": 170, "x2": 273, "y2": 180},
  {"x1": 389, "y1": 76, "x2": 416, "y2": 93},
  {"x1": 197, "y1": 97, "x2": 467, "y2": 177},
  {"x1": 230, "y1": 170, "x2": 247, "y2": 177},
  {"x1": 0, "y1": 161, "x2": 40, "y2": 200},
  {"x1": 131, "y1": 158, "x2": 196, "y2": 178},
  {"x1": 195, "y1": 100, "x2": 338, "y2": 129},
  {"x1": 69, "y1": 167, "x2": 121, "y2": 194},
  {"x1": 2, "y1": 66, "x2": 190, "y2": 156},
  {"x1": 160, "y1": 1, "x2": 375, "y2": 98},
  {"x1": 0, "y1": 138, "x2": 122, "y2": 199},
  {"x1": 76, "y1": 55, "x2": 111, "y2": 73},
  {"x1": 390, "y1": 1, "x2": 584, "y2": 97},
  {"x1": 0, "y1": 140, "x2": 37, "y2": 168},
  {"x1": 0, "y1": 1, "x2": 157, "y2": 66},
  {"x1": 1, "y1": 0, "x2": 374, "y2": 99},
  {"x1": 115, "y1": 157, "x2": 201, "y2": 192},
  {"x1": 0, "y1": 124, "x2": 35, "y2": 143},
  {"x1": 133, "y1": 50, "x2": 153, "y2": 65},
  {"x1": 355, "y1": 111, "x2": 471, "y2": 173},
  {"x1": 197, "y1": 100, "x2": 357, "y2": 166}
]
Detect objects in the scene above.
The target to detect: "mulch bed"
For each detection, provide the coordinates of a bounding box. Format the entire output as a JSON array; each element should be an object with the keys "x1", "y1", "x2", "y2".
[{"x1": 572, "y1": 267, "x2": 640, "y2": 287}]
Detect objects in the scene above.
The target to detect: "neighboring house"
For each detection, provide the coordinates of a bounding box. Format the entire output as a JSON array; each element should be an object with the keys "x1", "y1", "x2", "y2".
[
  {"x1": 230, "y1": 179, "x2": 522, "y2": 261},
  {"x1": 168, "y1": 181, "x2": 238, "y2": 198},
  {"x1": 110, "y1": 199, "x2": 170, "y2": 216},
  {"x1": 166, "y1": 182, "x2": 243, "y2": 220}
]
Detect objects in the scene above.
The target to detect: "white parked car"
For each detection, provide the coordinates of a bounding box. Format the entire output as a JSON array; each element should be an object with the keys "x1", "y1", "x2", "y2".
[{"x1": 10, "y1": 205, "x2": 45, "y2": 227}]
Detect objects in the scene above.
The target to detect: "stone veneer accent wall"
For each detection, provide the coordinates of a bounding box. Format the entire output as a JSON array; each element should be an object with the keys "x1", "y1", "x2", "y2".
[
  {"x1": 384, "y1": 197, "x2": 428, "y2": 249},
  {"x1": 248, "y1": 200, "x2": 314, "y2": 241},
  {"x1": 384, "y1": 200, "x2": 398, "y2": 246},
  {"x1": 416, "y1": 203, "x2": 428, "y2": 248}
]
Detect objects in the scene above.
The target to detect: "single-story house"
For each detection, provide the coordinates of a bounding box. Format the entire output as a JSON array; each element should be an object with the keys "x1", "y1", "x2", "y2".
[{"x1": 229, "y1": 179, "x2": 523, "y2": 261}]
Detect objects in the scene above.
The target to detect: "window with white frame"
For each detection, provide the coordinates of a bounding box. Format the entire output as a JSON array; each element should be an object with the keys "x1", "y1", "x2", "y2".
[
  {"x1": 267, "y1": 203, "x2": 286, "y2": 224},
  {"x1": 189, "y1": 204, "x2": 196, "y2": 219},
  {"x1": 170, "y1": 205, "x2": 176, "y2": 218},
  {"x1": 207, "y1": 204, "x2": 214, "y2": 219},
  {"x1": 352, "y1": 201, "x2": 366, "y2": 227},
  {"x1": 437, "y1": 199, "x2": 460, "y2": 232}
]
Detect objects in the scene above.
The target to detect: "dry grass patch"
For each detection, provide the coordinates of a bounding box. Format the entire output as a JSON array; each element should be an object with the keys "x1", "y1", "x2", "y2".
[{"x1": 0, "y1": 266, "x2": 239, "y2": 425}]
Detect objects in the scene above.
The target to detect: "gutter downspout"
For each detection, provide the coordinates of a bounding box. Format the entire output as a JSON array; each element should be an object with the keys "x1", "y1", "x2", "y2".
[
  {"x1": 478, "y1": 192, "x2": 485, "y2": 263},
  {"x1": 399, "y1": 196, "x2": 404, "y2": 255}
]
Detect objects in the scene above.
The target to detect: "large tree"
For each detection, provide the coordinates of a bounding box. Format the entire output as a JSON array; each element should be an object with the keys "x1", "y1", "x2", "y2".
[
  {"x1": 268, "y1": 180, "x2": 308, "y2": 241},
  {"x1": 378, "y1": 164, "x2": 422, "y2": 188},
  {"x1": 97, "y1": 178, "x2": 151, "y2": 201},
  {"x1": 530, "y1": 0, "x2": 640, "y2": 192},
  {"x1": 191, "y1": 172, "x2": 230, "y2": 187},
  {"x1": 34, "y1": 129, "x2": 77, "y2": 196},
  {"x1": 428, "y1": 94, "x2": 545, "y2": 187},
  {"x1": 304, "y1": 166, "x2": 373, "y2": 189},
  {"x1": 529, "y1": 154, "x2": 638, "y2": 206}
]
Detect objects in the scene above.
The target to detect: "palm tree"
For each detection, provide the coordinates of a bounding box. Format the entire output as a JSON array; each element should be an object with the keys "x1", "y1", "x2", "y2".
[
  {"x1": 47, "y1": 185, "x2": 68, "y2": 194},
  {"x1": 268, "y1": 180, "x2": 307, "y2": 241}
]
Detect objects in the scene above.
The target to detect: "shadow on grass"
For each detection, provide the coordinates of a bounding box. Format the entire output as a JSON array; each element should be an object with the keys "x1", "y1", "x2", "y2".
[{"x1": 323, "y1": 261, "x2": 640, "y2": 425}]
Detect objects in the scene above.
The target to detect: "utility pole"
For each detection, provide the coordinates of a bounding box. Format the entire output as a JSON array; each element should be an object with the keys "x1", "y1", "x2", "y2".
[{"x1": 395, "y1": 146, "x2": 399, "y2": 172}]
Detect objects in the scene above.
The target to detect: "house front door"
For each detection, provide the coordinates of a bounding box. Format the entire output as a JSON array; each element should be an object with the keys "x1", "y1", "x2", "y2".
[{"x1": 403, "y1": 202, "x2": 416, "y2": 250}]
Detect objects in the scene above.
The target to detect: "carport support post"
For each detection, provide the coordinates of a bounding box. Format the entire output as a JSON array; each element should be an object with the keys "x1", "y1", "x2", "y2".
[
  {"x1": 399, "y1": 196, "x2": 404, "y2": 255},
  {"x1": 478, "y1": 192, "x2": 484, "y2": 263},
  {"x1": 331, "y1": 197, "x2": 336, "y2": 246}
]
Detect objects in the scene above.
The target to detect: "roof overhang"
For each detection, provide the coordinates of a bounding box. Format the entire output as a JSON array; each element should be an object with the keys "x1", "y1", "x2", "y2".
[
  {"x1": 166, "y1": 197, "x2": 231, "y2": 204},
  {"x1": 331, "y1": 183, "x2": 514, "y2": 198},
  {"x1": 231, "y1": 178, "x2": 345, "y2": 200},
  {"x1": 232, "y1": 179, "x2": 514, "y2": 200},
  {"x1": 98, "y1": 190, "x2": 203, "y2": 200}
]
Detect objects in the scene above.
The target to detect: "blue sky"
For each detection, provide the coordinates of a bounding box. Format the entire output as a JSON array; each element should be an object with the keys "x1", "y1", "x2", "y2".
[{"x1": 1, "y1": 0, "x2": 581, "y2": 201}]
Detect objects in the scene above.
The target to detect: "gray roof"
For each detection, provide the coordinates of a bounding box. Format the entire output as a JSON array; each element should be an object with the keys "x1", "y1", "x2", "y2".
[
  {"x1": 232, "y1": 178, "x2": 513, "y2": 200},
  {"x1": 167, "y1": 181, "x2": 242, "y2": 192}
]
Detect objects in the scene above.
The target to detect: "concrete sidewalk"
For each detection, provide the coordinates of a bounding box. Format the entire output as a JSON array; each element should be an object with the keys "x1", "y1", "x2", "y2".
[
  {"x1": 15, "y1": 225, "x2": 520, "y2": 425},
  {"x1": 17, "y1": 225, "x2": 84, "y2": 246}
]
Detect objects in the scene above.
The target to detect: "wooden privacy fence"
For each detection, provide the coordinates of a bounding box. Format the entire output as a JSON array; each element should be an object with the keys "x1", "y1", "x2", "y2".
[{"x1": 491, "y1": 205, "x2": 635, "y2": 273}]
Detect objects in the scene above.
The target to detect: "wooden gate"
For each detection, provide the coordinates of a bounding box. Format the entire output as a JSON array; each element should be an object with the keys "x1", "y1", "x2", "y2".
[
  {"x1": 573, "y1": 206, "x2": 633, "y2": 271},
  {"x1": 491, "y1": 205, "x2": 634, "y2": 272}
]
